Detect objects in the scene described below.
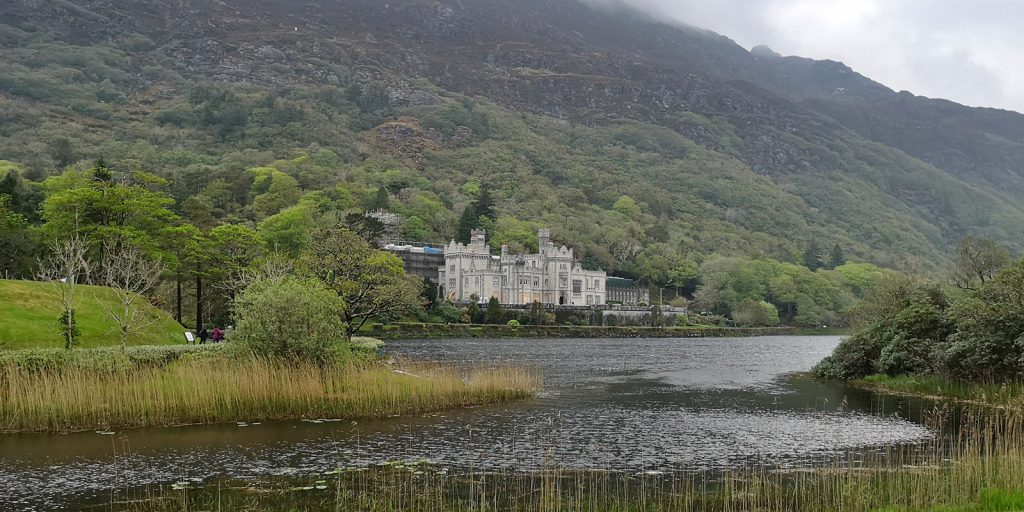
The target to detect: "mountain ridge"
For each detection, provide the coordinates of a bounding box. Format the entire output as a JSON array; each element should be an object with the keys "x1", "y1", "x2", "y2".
[{"x1": 1, "y1": 0, "x2": 1022, "y2": 273}]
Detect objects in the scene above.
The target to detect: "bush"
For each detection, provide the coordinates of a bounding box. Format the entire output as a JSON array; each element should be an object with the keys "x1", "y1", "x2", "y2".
[
  {"x1": 731, "y1": 299, "x2": 779, "y2": 326},
  {"x1": 507, "y1": 319, "x2": 520, "y2": 327},
  {"x1": 813, "y1": 327, "x2": 887, "y2": 380},
  {"x1": 232, "y1": 277, "x2": 346, "y2": 364}
]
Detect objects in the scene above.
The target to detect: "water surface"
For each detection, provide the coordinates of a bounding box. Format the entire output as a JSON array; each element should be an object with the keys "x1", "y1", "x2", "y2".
[{"x1": 0, "y1": 336, "x2": 932, "y2": 510}]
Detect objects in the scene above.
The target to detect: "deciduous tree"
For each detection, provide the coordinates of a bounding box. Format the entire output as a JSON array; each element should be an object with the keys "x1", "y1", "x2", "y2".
[
  {"x1": 299, "y1": 227, "x2": 423, "y2": 340},
  {"x1": 952, "y1": 236, "x2": 1012, "y2": 290},
  {"x1": 37, "y1": 237, "x2": 91, "y2": 349},
  {"x1": 97, "y1": 243, "x2": 166, "y2": 351}
]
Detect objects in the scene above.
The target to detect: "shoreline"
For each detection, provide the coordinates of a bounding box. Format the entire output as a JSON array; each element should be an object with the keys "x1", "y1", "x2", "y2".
[
  {"x1": 849, "y1": 374, "x2": 1024, "y2": 409},
  {"x1": 370, "y1": 323, "x2": 798, "y2": 340}
]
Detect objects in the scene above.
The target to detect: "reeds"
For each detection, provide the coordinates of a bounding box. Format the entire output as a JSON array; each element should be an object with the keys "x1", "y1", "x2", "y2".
[
  {"x1": 92, "y1": 408, "x2": 1024, "y2": 512},
  {"x1": 861, "y1": 374, "x2": 1024, "y2": 408},
  {"x1": 0, "y1": 358, "x2": 541, "y2": 433}
]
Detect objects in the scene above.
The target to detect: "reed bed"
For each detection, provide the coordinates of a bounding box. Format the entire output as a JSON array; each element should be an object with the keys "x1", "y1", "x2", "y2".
[
  {"x1": 860, "y1": 374, "x2": 1024, "y2": 408},
  {"x1": 90, "y1": 408, "x2": 1024, "y2": 512},
  {"x1": 0, "y1": 358, "x2": 540, "y2": 433}
]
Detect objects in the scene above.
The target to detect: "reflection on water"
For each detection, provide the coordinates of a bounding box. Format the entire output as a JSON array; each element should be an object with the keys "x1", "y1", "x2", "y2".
[{"x1": 0, "y1": 336, "x2": 933, "y2": 510}]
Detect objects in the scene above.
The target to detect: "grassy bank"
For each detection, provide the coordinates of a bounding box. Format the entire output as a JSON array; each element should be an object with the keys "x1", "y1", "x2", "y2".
[
  {"x1": 0, "y1": 345, "x2": 540, "y2": 433},
  {"x1": 0, "y1": 279, "x2": 184, "y2": 349},
  {"x1": 856, "y1": 374, "x2": 1024, "y2": 408},
  {"x1": 370, "y1": 322, "x2": 796, "y2": 340},
  {"x1": 79, "y1": 409, "x2": 1024, "y2": 511}
]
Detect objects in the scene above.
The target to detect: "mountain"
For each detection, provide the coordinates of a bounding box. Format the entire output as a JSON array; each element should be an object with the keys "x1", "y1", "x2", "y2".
[{"x1": 1, "y1": 0, "x2": 1022, "y2": 274}]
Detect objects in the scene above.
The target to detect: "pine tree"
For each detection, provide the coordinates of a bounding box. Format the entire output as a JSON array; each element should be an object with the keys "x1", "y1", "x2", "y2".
[
  {"x1": 475, "y1": 186, "x2": 495, "y2": 220},
  {"x1": 368, "y1": 187, "x2": 389, "y2": 211},
  {"x1": 828, "y1": 244, "x2": 846, "y2": 269},
  {"x1": 456, "y1": 204, "x2": 478, "y2": 243},
  {"x1": 802, "y1": 241, "x2": 823, "y2": 271}
]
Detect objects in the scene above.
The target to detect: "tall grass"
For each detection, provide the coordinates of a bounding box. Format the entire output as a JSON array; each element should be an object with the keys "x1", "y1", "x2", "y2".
[
  {"x1": 0, "y1": 358, "x2": 540, "y2": 433},
  {"x1": 89, "y1": 409, "x2": 1024, "y2": 512},
  {"x1": 860, "y1": 374, "x2": 1024, "y2": 408}
]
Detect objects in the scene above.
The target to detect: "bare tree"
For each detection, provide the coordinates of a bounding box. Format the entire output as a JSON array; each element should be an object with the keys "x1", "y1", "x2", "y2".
[
  {"x1": 37, "y1": 237, "x2": 91, "y2": 349},
  {"x1": 97, "y1": 243, "x2": 165, "y2": 351},
  {"x1": 953, "y1": 236, "x2": 1012, "y2": 290},
  {"x1": 230, "y1": 253, "x2": 295, "y2": 297}
]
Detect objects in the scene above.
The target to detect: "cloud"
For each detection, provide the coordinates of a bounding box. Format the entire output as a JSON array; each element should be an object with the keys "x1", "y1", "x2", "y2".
[{"x1": 581, "y1": 0, "x2": 1024, "y2": 113}]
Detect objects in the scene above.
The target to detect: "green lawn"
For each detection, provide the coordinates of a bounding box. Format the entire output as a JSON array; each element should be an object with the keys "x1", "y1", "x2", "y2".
[{"x1": 0, "y1": 279, "x2": 185, "y2": 349}]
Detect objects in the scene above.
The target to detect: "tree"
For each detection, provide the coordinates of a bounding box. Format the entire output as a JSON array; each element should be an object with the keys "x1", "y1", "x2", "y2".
[
  {"x1": 162, "y1": 224, "x2": 204, "y2": 325},
  {"x1": 802, "y1": 241, "x2": 823, "y2": 271},
  {"x1": 368, "y1": 187, "x2": 390, "y2": 211},
  {"x1": 249, "y1": 167, "x2": 301, "y2": 219},
  {"x1": 233, "y1": 276, "x2": 345, "y2": 364},
  {"x1": 456, "y1": 186, "x2": 497, "y2": 243},
  {"x1": 258, "y1": 204, "x2": 313, "y2": 257},
  {"x1": 612, "y1": 195, "x2": 641, "y2": 218},
  {"x1": 732, "y1": 299, "x2": 780, "y2": 327},
  {"x1": 299, "y1": 227, "x2": 423, "y2": 340},
  {"x1": 39, "y1": 165, "x2": 179, "y2": 262},
  {"x1": 475, "y1": 186, "x2": 495, "y2": 221},
  {"x1": 486, "y1": 296, "x2": 503, "y2": 324},
  {"x1": 828, "y1": 244, "x2": 846, "y2": 269},
  {"x1": 205, "y1": 224, "x2": 265, "y2": 325},
  {"x1": 189, "y1": 84, "x2": 249, "y2": 139},
  {"x1": 456, "y1": 204, "x2": 480, "y2": 243},
  {"x1": 37, "y1": 237, "x2": 91, "y2": 349},
  {"x1": 0, "y1": 195, "x2": 35, "y2": 278},
  {"x1": 344, "y1": 212, "x2": 388, "y2": 245},
  {"x1": 96, "y1": 243, "x2": 166, "y2": 352},
  {"x1": 952, "y1": 236, "x2": 1012, "y2": 290}
]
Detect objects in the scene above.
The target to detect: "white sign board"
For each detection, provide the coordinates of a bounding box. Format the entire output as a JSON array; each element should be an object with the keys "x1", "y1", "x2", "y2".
[{"x1": 184, "y1": 331, "x2": 195, "y2": 343}]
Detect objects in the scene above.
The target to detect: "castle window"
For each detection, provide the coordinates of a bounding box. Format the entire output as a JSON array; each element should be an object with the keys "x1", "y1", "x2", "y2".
[
  {"x1": 533, "y1": 278, "x2": 539, "y2": 287},
  {"x1": 595, "y1": 279, "x2": 601, "y2": 289},
  {"x1": 493, "y1": 277, "x2": 500, "y2": 287},
  {"x1": 572, "y1": 280, "x2": 582, "y2": 294},
  {"x1": 449, "y1": 278, "x2": 456, "y2": 288}
]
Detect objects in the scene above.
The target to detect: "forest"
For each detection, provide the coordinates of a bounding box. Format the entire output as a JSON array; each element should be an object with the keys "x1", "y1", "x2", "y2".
[{"x1": 0, "y1": 9, "x2": 1005, "y2": 329}]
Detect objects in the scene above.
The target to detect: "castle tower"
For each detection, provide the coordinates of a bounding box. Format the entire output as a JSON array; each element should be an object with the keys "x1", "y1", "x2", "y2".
[
  {"x1": 470, "y1": 228, "x2": 487, "y2": 248},
  {"x1": 538, "y1": 228, "x2": 552, "y2": 252}
]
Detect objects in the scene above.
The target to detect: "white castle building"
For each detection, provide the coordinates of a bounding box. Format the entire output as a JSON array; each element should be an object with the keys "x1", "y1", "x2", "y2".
[{"x1": 439, "y1": 229, "x2": 607, "y2": 306}]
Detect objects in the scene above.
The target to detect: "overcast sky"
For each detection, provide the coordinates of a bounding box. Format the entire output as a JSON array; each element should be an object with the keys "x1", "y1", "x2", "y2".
[{"x1": 588, "y1": 0, "x2": 1024, "y2": 113}]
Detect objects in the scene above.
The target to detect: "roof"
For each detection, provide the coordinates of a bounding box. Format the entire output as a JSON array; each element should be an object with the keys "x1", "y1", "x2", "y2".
[{"x1": 606, "y1": 277, "x2": 639, "y2": 288}]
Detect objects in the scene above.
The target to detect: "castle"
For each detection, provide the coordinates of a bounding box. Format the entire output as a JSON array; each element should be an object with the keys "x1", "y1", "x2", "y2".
[{"x1": 438, "y1": 229, "x2": 607, "y2": 306}]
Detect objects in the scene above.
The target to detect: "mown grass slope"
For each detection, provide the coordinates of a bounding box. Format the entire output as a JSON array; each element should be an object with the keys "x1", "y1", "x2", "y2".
[{"x1": 0, "y1": 279, "x2": 184, "y2": 349}]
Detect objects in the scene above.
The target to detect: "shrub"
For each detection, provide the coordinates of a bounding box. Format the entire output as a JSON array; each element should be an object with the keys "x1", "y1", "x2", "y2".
[
  {"x1": 507, "y1": 319, "x2": 520, "y2": 327},
  {"x1": 731, "y1": 299, "x2": 779, "y2": 326},
  {"x1": 232, "y1": 277, "x2": 346, "y2": 364},
  {"x1": 813, "y1": 327, "x2": 886, "y2": 380}
]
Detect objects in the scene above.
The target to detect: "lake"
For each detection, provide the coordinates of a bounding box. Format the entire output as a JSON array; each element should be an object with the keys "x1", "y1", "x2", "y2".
[{"x1": 0, "y1": 336, "x2": 934, "y2": 510}]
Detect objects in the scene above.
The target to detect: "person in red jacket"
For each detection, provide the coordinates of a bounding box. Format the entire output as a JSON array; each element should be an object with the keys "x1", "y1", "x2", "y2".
[{"x1": 211, "y1": 326, "x2": 223, "y2": 343}]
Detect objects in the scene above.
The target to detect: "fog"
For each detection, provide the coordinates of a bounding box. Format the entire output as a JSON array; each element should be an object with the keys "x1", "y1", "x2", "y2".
[{"x1": 583, "y1": 0, "x2": 1024, "y2": 113}]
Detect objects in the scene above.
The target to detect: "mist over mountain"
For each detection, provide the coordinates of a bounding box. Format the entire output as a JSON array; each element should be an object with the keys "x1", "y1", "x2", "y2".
[{"x1": 1, "y1": 0, "x2": 1022, "y2": 272}]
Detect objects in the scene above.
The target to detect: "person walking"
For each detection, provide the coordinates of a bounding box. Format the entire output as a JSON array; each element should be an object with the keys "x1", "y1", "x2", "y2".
[
  {"x1": 212, "y1": 326, "x2": 223, "y2": 343},
  {"x1": 198, "y1": 327, "x2": 209, "y2": 345}
]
